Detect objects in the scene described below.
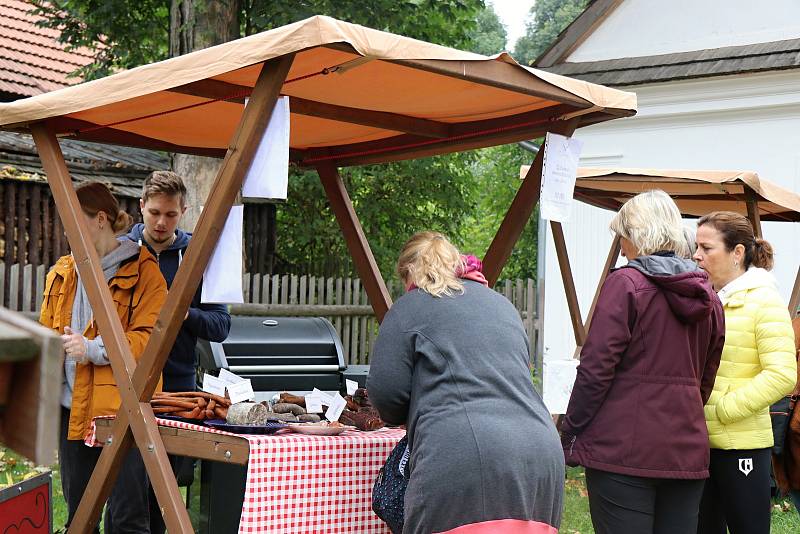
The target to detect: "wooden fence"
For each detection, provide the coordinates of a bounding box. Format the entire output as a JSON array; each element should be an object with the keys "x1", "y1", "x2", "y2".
[{"x1": 1, "y1": 265, "x2": 538, "y2": 365}]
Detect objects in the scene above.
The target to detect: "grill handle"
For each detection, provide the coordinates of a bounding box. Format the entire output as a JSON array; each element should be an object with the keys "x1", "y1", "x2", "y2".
[{"x1": 227, "y1": 364, "x2": 341, "y2": 373}]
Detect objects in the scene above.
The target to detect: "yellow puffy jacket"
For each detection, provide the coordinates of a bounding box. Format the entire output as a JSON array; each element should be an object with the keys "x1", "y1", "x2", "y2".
[
  {"x1": 705, "y1": 267, "x2": 797, "y2": 449},
  {"x1": 40, "y1": 248, "x2": 167, "y2": 440}
]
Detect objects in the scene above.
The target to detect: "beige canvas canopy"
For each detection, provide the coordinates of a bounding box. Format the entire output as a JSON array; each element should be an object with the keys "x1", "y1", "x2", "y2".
[
  {"x1": 0, "y1": 15, "x2": 635, "y2": 167},
  {"x1": 520, "y1": 166, "x2": 800, "y2": 222},
  {"x1": 4, "y1": 17, "x2": 638, "y2": 533},
  {"x1": 521, "y1": 164, "x2": 800, "y2": 360}
]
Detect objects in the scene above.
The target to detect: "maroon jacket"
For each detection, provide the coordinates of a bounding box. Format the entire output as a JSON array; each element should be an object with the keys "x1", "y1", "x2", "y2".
[{"x1": 561, "y1": 254, "x2": 725, "y2": 479}]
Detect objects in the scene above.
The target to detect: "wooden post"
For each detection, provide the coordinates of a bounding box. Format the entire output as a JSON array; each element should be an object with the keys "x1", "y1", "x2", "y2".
[
  {"x1": 584, "y1": 235, "x2": 621, "y2": 334},
  {"x1": 744, "y1": 186, "x2": 763, "y2": 238},
  {"x1": 550, "y1": 220, "x2": 586, "y2": 347},
  {"x1": 571, "y1": 234, "x2": 621, "y2": 359},
  {"x1": 789, "y1": 265, "x2": 800, "y2": 317},
  {"x1": 39, "y1": 55, "x2": 294, "y2": 533},
  {"x1": 483, "y1": 118, "x2": 579, "y2": 286},
  {"x1": 31, "y1": 122, "x2": 192, "y2": 533},
  {"x1": 317, "y1": 162, "x2": 393, "y2": 322}
]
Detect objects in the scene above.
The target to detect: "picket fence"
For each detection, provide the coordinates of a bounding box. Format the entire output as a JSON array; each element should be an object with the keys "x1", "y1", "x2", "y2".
[{"x1": 1, "y1": 264, "x2": 538, "y2": 366}]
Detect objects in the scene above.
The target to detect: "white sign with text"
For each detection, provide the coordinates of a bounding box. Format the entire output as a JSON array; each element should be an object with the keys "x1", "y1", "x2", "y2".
[{"x1": 539, "y1": 132, "x2": 583, "y2": 222}]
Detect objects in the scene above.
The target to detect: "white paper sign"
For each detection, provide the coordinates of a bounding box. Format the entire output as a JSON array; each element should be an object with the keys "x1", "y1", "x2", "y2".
[
  {"x1": 202, "y1": 205, "x2": 244, "y2": 303},
  {"x1": 542, "y1": 358, "x2": 580, "y2": 414},
  {"x1": 218, "y1": 368, "x2": 245, "y2": 384},
  {"x1": 226, "y1": 379, "x2": 256, "y2": 404},
  {"x1": 305, "y1": 394, "x2": 324, "y2": 414},
  {"x1": 325, "y1": 393, "x2": 347, "y2": 422},
  {"x1": 242, "y1": 96, "x2": 290, "y2": 200},
  {"x1": 312, "y1": 388, "x2": 334, "y2": 405},
  {"x1": 539, "y1": 132, "x2": 583, "y2": 222},
  {"x1": 202, "y1": 373, "x2": 227, "y2": 396},
  {"x1": 345, "y1": 379, "x2": 359, "y2": 396}
]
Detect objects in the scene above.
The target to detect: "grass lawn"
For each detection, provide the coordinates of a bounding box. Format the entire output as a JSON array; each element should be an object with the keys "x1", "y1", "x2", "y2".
[
  {"x1": 4, "y1": 446, "x2": 799, "y2": 532},
  {"x1": 562, "y1": 466, "x2": 800, "y2": 533}
]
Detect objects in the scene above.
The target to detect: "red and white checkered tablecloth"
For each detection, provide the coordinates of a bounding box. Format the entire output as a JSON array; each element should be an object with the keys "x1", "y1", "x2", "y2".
[{"x1": 87, "y1": 417, "x2": 405, "y2": 533}]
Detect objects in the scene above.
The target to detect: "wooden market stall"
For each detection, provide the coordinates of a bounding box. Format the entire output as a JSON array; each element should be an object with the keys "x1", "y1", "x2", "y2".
[
  {"x1": 0, "y1": 16, "x2": 636, "y2": 533},
  {"x1": 521, "y1": 166, "x2": 800, "y2": 360}
]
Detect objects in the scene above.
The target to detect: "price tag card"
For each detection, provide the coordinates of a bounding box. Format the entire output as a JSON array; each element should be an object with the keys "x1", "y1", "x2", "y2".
[
  {"x1": 218, "y1": 368, "x2": 245, "y2": 384},
  {"x1": 227, "y1": 379, "x2": 256, "y2": 404},
  {"x1": 305, "y1": 394, "x2": 324, "y2": 414},
  {"x1": 325, "y1": 393, "x2": 347, "y2": 422},
  {"x1": 202, "y1": 373, "x2": 227, "y2": 396},
  {"x1": 312, "y1": 388, "x2": 334, "y2": 405},
  {"x1": 345, "y1": 379, "x2": 359, "y2": 396}
]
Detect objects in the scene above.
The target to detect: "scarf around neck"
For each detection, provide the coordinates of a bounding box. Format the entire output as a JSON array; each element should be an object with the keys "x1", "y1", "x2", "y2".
[{"x1": 406, "y1": 254, "x2": 489, "y2": 292}]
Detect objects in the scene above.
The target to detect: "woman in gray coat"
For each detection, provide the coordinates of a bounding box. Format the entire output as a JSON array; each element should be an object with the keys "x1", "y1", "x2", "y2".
[{"x1": 368, "y1": 231, "x2": 563, "y2": 534}]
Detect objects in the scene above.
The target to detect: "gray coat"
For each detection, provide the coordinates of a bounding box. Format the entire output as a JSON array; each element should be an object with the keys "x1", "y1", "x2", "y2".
[{"x1": 368, "y1": 281, "x2": 563, "y2": 534}]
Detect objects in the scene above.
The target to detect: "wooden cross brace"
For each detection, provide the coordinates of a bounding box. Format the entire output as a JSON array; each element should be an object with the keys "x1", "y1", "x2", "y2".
[{"x1": 32, "y1": 55, "x2": 294, "y2": 534}]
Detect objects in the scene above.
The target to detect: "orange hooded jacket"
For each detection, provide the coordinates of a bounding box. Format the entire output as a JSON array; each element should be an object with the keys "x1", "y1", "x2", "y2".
[{"x1": 40, "y1": 247, "x2": 167, "y2": 440}]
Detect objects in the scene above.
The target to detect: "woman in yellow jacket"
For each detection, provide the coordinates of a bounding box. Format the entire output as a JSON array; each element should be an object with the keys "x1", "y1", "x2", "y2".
[
  {"x1": 40, "y1": 182, "x2": 166, "y2": 533},
  {"x1": 693, "y1": 211, "x2": 796, "y2": 534}
]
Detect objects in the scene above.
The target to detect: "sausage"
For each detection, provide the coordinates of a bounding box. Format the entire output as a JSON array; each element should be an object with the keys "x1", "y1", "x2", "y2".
[
  {"x1": 150, "y1": 398, "x2": 197, "y2": 410},
  {"x1": 272, "y1": 403, "x2": 305, "y2": 416},
  {"x1": 152, "y1": 406, "x2": 182, "y2": 414},
  {"x1": 279, "y1": 392, "x2": 306, "y2": 407},
  {"x1": 157, "y1": 391, "x2": 231, "y2": 406}
]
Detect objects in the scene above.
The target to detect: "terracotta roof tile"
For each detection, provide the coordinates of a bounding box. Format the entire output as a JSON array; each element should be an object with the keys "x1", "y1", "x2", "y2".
[{"x1": 0, "y1": 0, "x2": 94, "y2": 98}]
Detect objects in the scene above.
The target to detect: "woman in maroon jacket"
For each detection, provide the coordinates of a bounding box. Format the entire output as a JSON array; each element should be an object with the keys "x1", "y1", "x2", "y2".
[{"x1": 560, "y1": 190, "x2": 725, "y2": 534}]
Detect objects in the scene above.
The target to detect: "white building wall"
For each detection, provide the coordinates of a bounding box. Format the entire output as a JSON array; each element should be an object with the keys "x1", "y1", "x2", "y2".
[
  {"x1": 568, "y1": 0, "x2": 800, "y2": 62},
  {"x1": 542, "y1": 70, "x2": 800, "y2": 371}
]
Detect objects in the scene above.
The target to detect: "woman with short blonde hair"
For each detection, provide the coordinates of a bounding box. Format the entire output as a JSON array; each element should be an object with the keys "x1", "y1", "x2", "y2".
[
  {"x1": 561, "y1": 190, "x2": 725, "y2": 534},
  {"x1": 609, "y1": 189, "x2": 690, "y2": 257},
  {"x1": 369, "y1": 232, "x2": 564, "y2": 534}
]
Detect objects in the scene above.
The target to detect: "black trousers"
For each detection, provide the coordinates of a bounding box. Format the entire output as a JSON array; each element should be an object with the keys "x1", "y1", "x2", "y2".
[
  {"x1": 697, "y1": 447, "x2": 772, "y2": 534},
  {"x1": 585, "y1": 468, "x2": 706, "y2": 534},
  {"x1": 59, "y1": 407, "x2": 151, "y2": 533},
  {"x1": 147, "y1": 454, "x2": 195, "y2": 534}
]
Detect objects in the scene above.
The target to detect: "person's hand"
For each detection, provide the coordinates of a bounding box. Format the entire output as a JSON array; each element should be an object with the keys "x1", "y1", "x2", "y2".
[{"x1": 62, "y1": 327, "x2": 89, "y2": 364}]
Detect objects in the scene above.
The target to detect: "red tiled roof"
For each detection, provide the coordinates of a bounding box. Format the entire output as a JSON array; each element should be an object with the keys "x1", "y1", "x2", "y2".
[{"x1": 0, "y1": 0, "x2": 94, "y2": 97}]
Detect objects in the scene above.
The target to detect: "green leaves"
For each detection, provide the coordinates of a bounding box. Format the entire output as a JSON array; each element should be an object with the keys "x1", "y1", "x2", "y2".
[{"x1": 513, "y1": 0, "x2": 589, "y2": 66}]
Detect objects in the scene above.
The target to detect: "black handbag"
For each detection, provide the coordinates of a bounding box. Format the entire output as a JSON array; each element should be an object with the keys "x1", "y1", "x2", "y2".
[
  {"x1": 770, "y1": 395, "x2": 796, "y2": 456},
  {"x1": 372, "y1": 435, "x2": 410, "y2": 534}
]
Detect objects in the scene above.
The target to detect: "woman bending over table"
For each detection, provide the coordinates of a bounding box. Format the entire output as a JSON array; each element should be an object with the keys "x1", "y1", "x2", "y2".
[
  {"x1": 369, "y1": 231, "x2": 563, "y2": 534},
  {"x1": 40, "y1": 182, "x2": 166, "y2": 533}
]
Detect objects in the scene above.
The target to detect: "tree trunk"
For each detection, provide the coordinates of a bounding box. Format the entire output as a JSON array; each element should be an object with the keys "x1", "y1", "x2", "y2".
[{"x1": 169, "y1": 1, "x2": 240, "y2": 231}]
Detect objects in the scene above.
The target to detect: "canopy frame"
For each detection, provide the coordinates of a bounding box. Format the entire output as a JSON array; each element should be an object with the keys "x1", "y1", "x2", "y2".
[
  {"x1": 10, "y1": 19, "x2": 639, "y2": 533},
  {"x1": 545, "y1": 176, "x2": 800, "y2": 362}
]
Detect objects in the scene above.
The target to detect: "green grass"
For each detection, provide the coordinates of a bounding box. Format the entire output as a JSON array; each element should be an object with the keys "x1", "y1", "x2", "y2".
[
  {"x1": 562, "y1": 466, "x2": 800, "y2": 534},
  {"x1": 5, "y1": 446, "x2": 799, "y2": 532}
]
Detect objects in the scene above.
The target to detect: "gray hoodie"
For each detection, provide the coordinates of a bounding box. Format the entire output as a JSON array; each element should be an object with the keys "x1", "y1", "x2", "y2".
[{"x1": 61, "y1": 240, "x2": 141, "y2": 409}]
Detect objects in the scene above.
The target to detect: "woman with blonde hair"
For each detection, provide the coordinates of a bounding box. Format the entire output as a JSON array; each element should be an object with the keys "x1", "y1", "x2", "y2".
[
  {"x1": 40, "y1": 181, "x2": 167, "y2": 532},
  {"x1": 561, "y1": 190, "x2": 725, "y2": 534},
  {"x1": 368, "y1": 231, "x2": 564, "y2": 534},
  {"x1": 693, "y1": 211, "x2": 796, "y2": 534}
]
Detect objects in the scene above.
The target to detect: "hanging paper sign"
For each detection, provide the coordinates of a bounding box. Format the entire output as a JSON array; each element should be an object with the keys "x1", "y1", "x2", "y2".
[
  {"x1": 202, "y1": 205, "x2": 244, "y2": 303},
  {"x1": 539, "y1": 132, "x2": 583, "y2": 222},
  {"x1": 242, "y1": 96, "x2": 290, "y2": 201},
  {"x1": 542, "y1": 358, "x2": 579, "y2": 414}
]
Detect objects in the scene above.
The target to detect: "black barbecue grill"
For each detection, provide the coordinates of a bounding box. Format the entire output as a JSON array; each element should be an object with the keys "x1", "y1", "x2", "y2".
[
  {"x1": 197, "y1": 315, "x2": 354, "y2": 533},
  {"x1": 199, "y1": 316, "x2": 347, "y2": 400}
]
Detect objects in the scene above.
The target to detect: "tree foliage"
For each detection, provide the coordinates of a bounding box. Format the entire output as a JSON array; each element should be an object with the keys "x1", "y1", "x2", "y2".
[
  {"x1": 33, "y1": 1, "x2": 485, "y2": 79},
  {"x1": 471, "y1": 5, "x2": 507, "y2": 55},
  {"x1": 34, "y1": 1, "x2": 540, "y2": 281},
  {"x1": 513, "y1": 0, "x2": 588, "y2": 66}
]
